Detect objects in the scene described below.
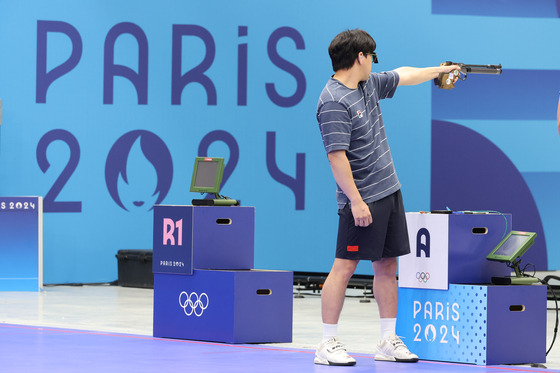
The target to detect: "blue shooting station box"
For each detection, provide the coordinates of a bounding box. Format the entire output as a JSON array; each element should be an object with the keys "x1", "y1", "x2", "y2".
[
  {"x1": 153, "y1": 205, "x2": 254, "y2": 274},
  {"x1": 153, "y1": 269, "x2": 293, "y2": 343},
  {"x1": 399, "y1": 213, "x2": 512, "y2": 290},
  {"x1": 152, "y1": 204, "x2": 293, "y2": 344},
  {"x1": 446, "y1": 214, "x2": 512, "y2": 284},
  {"x1": 397, "y1": 284, "x2": 547, "y2": 365}
]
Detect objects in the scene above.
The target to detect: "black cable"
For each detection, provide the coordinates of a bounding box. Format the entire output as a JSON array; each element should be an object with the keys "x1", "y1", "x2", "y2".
[
  {"x1": 520, "y1": 262, "x2": 536, "y2": 277},
  {"x1": 542, "y1": 280, "x2": 559, "y2": 356},
  {"x1": 542, "y1": 276, "x2": 560, "y2": 355},
  {"x1": 519, "y1": 268, "x2": 559, "y2": 356}
]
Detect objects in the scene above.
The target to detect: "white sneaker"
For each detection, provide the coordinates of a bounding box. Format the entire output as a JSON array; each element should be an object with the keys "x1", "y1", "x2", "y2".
[
  {"x1": 374, "y1": 334, "x2": 418, "y2": 363},
  {"x1": 314, "y1": 337, "x2": 357, "y2": 366}
]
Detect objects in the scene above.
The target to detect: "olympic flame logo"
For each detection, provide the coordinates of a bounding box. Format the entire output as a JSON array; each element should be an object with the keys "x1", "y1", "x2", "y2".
[{"x1": 179, "y1": 291, "x2": 209, "y2": 317}]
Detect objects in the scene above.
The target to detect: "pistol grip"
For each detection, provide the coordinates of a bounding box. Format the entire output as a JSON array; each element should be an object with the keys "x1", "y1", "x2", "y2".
[
  {"x1": 435, "y1": 64, "x2": 459, "y2": 89},
  {"x1": 435, "y1": 72, "x2": 455, "y2": 89}
]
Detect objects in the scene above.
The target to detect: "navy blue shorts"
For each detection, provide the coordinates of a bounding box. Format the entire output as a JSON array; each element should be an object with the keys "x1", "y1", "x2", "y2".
[{"x1": 335, "y1": 190, "x2": 411, "y2": 261}]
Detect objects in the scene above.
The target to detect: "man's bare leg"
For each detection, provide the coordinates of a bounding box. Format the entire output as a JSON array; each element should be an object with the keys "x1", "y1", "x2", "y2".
[
  {"x1": 321, "y1": 258, "x2": 359, "y2": 324},
  {"x1": 372, "y1": 257, "x2": 418, "y2": 362},
  {"x1": 314, "y1": 258, "x2": 359, "y2": 366}
]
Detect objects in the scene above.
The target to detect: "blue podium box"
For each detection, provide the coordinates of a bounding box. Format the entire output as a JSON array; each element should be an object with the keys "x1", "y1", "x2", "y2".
[
  {"x1": 153, "y1": 270, "x2": 293, "y2": 343},
  {"x1": 0, "y1": 196, "x2": 43, "y2": 291},
  {"x1": 446, "y1": 214, "x2": 512, "y2": 284},
  {"x1": 396, "y1": 284, "x2": 547, "y2": 365},
  {"x1": 399, "y1": 213, "x2": 512, "y2": 290},
  {"x1": 153, "y1": 205, "x2": 254, "y2": 275}
]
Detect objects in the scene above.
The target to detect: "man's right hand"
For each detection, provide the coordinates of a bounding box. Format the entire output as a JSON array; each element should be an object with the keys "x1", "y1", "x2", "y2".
[{"x1": 351, "y1": 199, "x2": 372, "y2": 227}]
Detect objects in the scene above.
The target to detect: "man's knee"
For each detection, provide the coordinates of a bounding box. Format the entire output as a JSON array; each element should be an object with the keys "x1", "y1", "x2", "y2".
[
  {"x1": 331, "y1": 259, "x2": 359, "y2": 279},
  {"x1": 373, "y1": 257, "x2": 397, "y2": 277}
]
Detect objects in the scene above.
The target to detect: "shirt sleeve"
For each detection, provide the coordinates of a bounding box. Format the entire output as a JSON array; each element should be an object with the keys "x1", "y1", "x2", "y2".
[
  {"x1": 372, "y1": 71, "x2": 399, "y2": 100},
  {"x1": 317, "y1": 101, "x2": 351, "y2": 154}
]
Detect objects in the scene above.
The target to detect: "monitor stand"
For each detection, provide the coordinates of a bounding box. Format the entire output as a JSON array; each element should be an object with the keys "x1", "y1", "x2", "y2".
[
  {"x1": 491, "y1": 276, "x2": 539, "y2": 285},
  {"x1": 491, "y1": 258, "x2": 539, "y2": 285},
  {"x1": 192, "y1": 194, "x2": 239, "y2": 206}
]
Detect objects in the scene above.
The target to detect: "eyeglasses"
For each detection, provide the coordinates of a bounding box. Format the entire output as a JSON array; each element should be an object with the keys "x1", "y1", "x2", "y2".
[{"x1": 369, "y1": 52, "x2": 378, "y2": 64}]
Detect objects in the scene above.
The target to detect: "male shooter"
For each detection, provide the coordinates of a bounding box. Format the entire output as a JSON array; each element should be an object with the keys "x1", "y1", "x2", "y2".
[{"x1": 315, "y1": 29, "x2": 459, "y2": 366}]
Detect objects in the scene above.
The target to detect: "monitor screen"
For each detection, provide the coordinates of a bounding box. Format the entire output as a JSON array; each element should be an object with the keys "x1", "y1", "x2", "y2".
[
  {"x1": 486, "y1": 231, "x2": 536, "y2": 263},
  {"x1": 189, "y1": 157, "x2": 224, "y2": 195},
  {"x1": 194, "y1": 161, "x2": 219, "y2": 188},
  {"x1": 493, "y1": 234, "x2": 530, "y2": 257}
]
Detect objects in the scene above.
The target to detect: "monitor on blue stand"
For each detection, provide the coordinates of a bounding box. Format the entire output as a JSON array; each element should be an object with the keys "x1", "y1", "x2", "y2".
[
  {"x1": 487, "y1": 231, "x2": 538, "y2": 285},
  {"x1": 190, "y1": 157, "x2": 238, "y2": 206}
]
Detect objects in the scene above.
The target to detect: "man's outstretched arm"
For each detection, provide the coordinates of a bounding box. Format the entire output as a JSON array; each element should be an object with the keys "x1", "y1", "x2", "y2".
[{"x1": 395, "y1": 65, "x2": 460, "y2": 86}]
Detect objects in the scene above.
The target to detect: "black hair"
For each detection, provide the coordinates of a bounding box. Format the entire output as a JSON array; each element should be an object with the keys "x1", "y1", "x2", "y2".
[{"x1": 328, "y1": 29, "x2": 376, "y2": 71}]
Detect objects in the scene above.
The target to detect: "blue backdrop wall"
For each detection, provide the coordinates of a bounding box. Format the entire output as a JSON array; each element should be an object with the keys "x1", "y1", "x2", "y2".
[{"x1": 1, "y1": 0, "x2": 559, "y2": 283}]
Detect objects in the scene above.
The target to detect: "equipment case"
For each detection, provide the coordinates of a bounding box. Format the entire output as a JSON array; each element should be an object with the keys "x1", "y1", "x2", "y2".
[{"x1": 116, "y1": 249, "x2": 154, "y2": 288}]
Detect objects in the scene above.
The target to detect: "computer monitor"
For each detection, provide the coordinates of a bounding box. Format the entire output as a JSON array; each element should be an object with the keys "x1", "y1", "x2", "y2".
[
  {"x1": 487, "y1": 230, "x2": 538, "y2": 285},
  {"x1": 487, "y1": 231, "x2": 537, "y2": 263},
  {"x1": 189, "y1": 157, "x2": 224, "y2": 195}
]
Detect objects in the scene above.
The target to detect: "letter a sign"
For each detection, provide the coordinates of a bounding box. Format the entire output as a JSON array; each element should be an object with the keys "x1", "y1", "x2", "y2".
[{"x1": 398, "y1": 213, "x2": 449, "y2": 290}]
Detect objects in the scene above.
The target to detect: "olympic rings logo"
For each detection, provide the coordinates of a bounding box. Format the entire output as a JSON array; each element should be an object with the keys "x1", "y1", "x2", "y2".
[
  {"x1": 416, "y1": 272, "x2": 430, "y2": 283},
  {"x1": 179, "y1": 291, "x2": 209, "y2": 317}
]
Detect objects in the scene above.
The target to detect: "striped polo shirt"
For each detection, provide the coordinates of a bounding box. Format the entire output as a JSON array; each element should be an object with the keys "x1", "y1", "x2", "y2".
[{"x1": 317, "y1": 71, "x2": 401, "y2": 209}]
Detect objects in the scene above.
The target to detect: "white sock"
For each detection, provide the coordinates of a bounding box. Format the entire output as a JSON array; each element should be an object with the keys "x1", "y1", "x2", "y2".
[
  {"x1": 322, "y1": 323, "x2": 338, "y2": 342},
  {"x1": 380, "y1": 318, "x2": 397, "y2": 340}
]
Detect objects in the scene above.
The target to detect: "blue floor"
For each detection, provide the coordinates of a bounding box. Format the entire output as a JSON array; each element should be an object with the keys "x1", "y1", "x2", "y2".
[{"x1": 0, "y1": 323, "x2": 557, "y2": 373}]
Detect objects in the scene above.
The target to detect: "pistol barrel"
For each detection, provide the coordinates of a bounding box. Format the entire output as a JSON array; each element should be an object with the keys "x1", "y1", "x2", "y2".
[{"x1": 461, "y1": 64, "x2": 502, "y2": 75}]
